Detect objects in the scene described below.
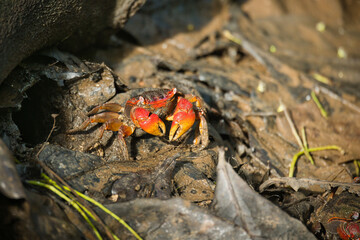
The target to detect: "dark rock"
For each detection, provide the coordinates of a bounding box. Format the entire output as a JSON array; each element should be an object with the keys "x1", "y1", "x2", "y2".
[
  {"x1": 0, "y1": 138, "x2": 25, "y2": 199},
  {"x1": 0, "y1": 0, "x2": 146, "y2": 83},
  {"x1": 38, "y1": 144, "x2": 106, "y2": 192},
  {"x1": 99, "y1": 198, "x2": 251, "y2": 239}
]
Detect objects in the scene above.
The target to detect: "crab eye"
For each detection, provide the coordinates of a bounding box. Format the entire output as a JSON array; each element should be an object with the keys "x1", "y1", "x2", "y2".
[
  {"x1": 172, "y1": 88, "x2": 177, "y2": 94},
  {"x1": 139, "y1": 96, "x2": 145, "y2": 104},
  {"x1": 351, "y1": 212, "x2": 360, "y2": 220}
]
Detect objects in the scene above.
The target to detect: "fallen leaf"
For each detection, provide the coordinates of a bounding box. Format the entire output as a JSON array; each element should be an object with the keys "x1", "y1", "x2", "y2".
[{"x1": 212, "y1": 148, "x2": 316, "y2": 239}]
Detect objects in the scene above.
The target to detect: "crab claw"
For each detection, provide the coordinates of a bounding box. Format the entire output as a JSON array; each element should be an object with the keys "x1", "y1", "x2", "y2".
[
  {"x1": 131, "y1": 107, "x2": 166, "y2": 136},
  {"x1": 169, "y1": 98, "x2": 195, "y2": 141}
]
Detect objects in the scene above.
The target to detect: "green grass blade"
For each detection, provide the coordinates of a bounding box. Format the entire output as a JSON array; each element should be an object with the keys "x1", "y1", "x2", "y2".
[
  {"x1": 354, "y1": 160, "x2": 360, "y2": 176},
  {"x1": 27, "y1": 180, "x2": 103, "y2": 240},
  {"x1": 289, "y1": 145, "x2": 343, "y2": 177},
  {"x1": 301, "y1": 127, "x2": 314, "y2": 165},
  {"x1": 40, "y1": 174, "x2": 121, "y2": 240},
  {"x1": 62, "y1": 186, "x2": 142, "y2": 240},
  {"x1": 311, "y1": 91, "x2": 328, "y2": 118}
]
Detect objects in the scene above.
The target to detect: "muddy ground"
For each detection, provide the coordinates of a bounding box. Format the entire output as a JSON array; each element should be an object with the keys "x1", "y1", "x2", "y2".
[{"x1": 1, "y1": 0, "x2": 360, "y2": 239}]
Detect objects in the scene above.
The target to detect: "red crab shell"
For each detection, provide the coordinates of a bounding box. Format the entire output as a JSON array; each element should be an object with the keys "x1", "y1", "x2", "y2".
[{"x1": 328, "y1": 212, "x2": 360, "y2": 240}]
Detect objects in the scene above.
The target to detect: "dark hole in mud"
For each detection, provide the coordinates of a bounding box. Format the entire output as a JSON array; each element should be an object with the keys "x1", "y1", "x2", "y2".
[
  {"x1": 115, "y1": 29, "x2": 141, "y2": 45},
  {"x1": 13, "y1": 79, "x2": 62, "y2": 146}
]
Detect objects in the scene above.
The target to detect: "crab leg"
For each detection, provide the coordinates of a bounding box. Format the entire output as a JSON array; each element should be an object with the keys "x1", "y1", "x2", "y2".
[
  {"x1": 81, "y1": 117, "x2": 134, "y2": 161},
  {"x1": 184, "y1": 94, "x2": 204, "y2": 109},
  {"x1": 82, "y1": 118, "x2": 118, "y2": 151},
  {"x1": 117, "y1": 133, "x2": 129, "y2": 161},
  {"x1": 67, "y1": 112, "x2": 120, "y2": 134},
  {"x1": 168, "y1": 97, "x2": 196, "y2": 141},
  {"x1": 103, "y1": 119, "x2": 135, "y2": 161},
  {"x1": 194, "y1": 115, "x2": 209, "y2": 149},
  {"x1": 184, "y1": 94, "x2": 209, "y2": 148},
  {"x1": 87, "y1": 102, "x2": 123, "y2": 115}
]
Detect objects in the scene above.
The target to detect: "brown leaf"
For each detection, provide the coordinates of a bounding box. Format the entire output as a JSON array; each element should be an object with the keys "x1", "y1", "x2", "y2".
[{"x1": 213, "y1": 148, "x2": 316, "y2": 239}]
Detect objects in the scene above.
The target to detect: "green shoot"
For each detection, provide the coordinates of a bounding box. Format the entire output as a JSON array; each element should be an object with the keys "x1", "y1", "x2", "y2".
[
  {"x1": 27, "y1": 180, "x2": 103, "y2": 240},
  {"x1": 39, "y1": 173, "x2": 142, "y2": 240},
  {"x1": 301, "y1": 127, "x2": 314, "y2": 165},
  {"x1": 354, "y1": 160, "x2": 360, "y2": 176},
  {"x1": 62, "y1": 186, "x2": 142, "y2": 240},
  {"x1": 223, "y1": 30, "x2": 242, "y2": 45},
  {"x1": 289, "y1": 145, "x2": 343, "y2": 177},
  {"x1": 311, "y1": 91, "x2": 328, "y2": 118}
]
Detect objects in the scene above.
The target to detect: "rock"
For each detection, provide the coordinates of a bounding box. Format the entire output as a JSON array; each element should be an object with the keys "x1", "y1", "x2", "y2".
[
  {"x1": 0, "y1": 0, "x2": 146, "y2": 84},
  {"x1": 37, "y1": 144, "x2": 106, "y2": 192},
  {"x1": 99, "y1": 198, "x2": 251, "y2": 239},
  {"x1": 0, "y1": 138, "x2": 25, "y2": 199}
]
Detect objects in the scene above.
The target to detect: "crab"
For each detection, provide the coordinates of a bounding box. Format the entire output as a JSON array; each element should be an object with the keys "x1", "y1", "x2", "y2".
[
  {"x1": 68, "y1": 88, "x2": 209, "y2": 160},
  {"x1": 328, "y1": 212, "x2": 360, "y2": 240}
]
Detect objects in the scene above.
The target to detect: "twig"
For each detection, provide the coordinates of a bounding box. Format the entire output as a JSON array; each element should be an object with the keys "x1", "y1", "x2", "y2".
[
  {"x1": 246, "y1": 150, "x2": 281, "y2": 178},
  {"x1": 318, "y1": 86, "x2": 360, "y2": 114},
  {"x1": 281, "y1": 196, "x2": 311, "y2": 210},
  {"x1": 283, "y1": 107, "x2": 304, "y2": 150},
  {"x1": 36, "y1": 114, "x2": 58, "y2": 159},
  {"x1": 329, "y1": 168, "x2": 346, "y2": 183},
  {"x1": 284, "y1": 106, "x2": 313, "y2": 162},
  {"x1": 242, "y1": 112, "x2": 276, "y2": 117},
  {"x1": 259, "y1": 177, "x2": 360, "y2": 194}
]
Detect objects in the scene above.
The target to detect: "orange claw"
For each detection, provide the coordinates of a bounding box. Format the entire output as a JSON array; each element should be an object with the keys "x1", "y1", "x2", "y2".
[
  {"x1": 169, "y1": 97, "x2": 195, "y2": 141},
  {"x1": 130, "y1": 107, "x2": 166, "y2": 136}
]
